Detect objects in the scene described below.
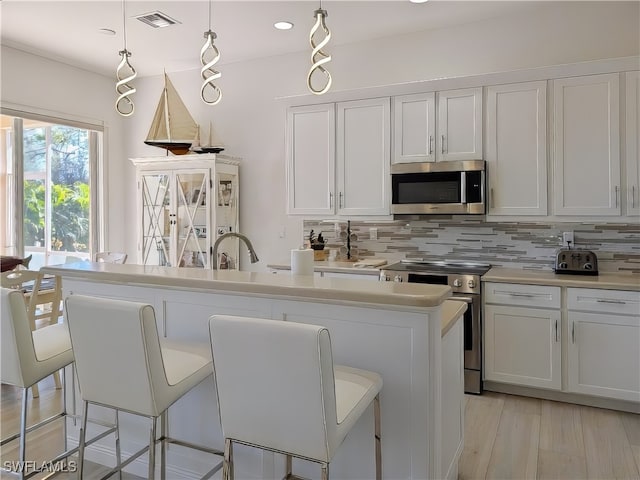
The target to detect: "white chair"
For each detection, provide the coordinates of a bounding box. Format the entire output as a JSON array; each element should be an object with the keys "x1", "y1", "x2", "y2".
[
  {"x1": 0, "y1": 288, "x2": 74, "y2": 480},
  {"x1": 1, "y1": 269, "x2": 64, "y2": 397},
  {"x1": 208, "y1": 315, "x2": 383, "y2": 480},
  {"x1": 65, "y1": 295, "x2": 223, "y2": 479},
  {"x1": 94, "y1": 251, "x2": 128, "y2": 264}
]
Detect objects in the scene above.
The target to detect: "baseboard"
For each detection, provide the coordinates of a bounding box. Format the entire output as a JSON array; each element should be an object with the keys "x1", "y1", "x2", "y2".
[{"x1": 483, "y1": 381, "x2": 640, "y2": 414}]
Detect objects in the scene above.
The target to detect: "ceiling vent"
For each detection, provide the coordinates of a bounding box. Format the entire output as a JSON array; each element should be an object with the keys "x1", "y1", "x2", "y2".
[{"x1": 134, "y1": 11, "x2": 181, "y2": 28}]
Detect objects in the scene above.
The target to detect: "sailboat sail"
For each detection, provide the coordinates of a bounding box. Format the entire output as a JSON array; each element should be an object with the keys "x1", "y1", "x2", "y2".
[{"x1": 145, "y1": 73, "x2": 198, "y2": 155}]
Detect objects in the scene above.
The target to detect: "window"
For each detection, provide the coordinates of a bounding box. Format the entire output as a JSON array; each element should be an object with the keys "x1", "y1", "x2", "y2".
[{"x1": 1, "y1": 113, "x2": 102, "y2": 269}]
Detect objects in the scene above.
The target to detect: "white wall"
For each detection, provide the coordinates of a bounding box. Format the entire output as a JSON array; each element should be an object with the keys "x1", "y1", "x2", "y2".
[
  {"x1": 4, "y1": 2, "x2": 639, "y2": 270},
  {"x1": 0, "y1": 45, "x2": 127, "y2": 253}
]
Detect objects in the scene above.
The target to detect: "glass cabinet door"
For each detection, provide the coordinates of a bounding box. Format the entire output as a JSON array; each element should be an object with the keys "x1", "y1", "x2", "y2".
[
  {"x1": 175, "y1": 171, "x2": 210, "y2": 268},
  {"x1": 140, "y1": 173, "x2": 171, "y2": 266}
]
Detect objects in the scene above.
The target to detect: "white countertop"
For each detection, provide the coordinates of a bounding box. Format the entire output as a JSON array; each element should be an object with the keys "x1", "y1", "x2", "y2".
[
  {"x1": 483, "y1": 267, "x2": 640, "y2": 291},
  {"x1": 441, "y1": 300, "x2": 467, "y2": 337},
  {"x1": 267, "y1": 260, "x2": 384, "y2": 276},
  {"x1": 43, "y1": 262, "x2": 451, "y2": 308}
]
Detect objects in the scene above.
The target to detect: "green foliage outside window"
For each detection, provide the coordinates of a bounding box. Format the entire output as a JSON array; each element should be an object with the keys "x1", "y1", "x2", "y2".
[{"x1": 23, "y1": 181, "x2": 90, "y2": 252}]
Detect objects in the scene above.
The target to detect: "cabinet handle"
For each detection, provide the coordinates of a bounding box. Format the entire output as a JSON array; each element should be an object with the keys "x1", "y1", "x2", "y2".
[
  {"x1": 441, "y1": 134, "x2": 445, "y2": 154},
  {"x1": 571, "y1": 322, "x2": 575, "y2": 344},
  {"x1": 428, "y1": 135, "x2": 433, "y2": 155},
  {"x1": 615, "y1": 185, "x2": 620, "y2": 207},
  {"x1": 633, "y1": 186, "x2": 637, "y2": 209},
  {"x1": 329, "y1": 192, "x2": 333, "y2": 208},
  {"x1": 491, "y1": 188, "x2": 495, "y2": 209},
  {"x1": 555, "y1": 320, "x2": 558, "y2": 342},
  {"x1": 596, "y1": 299, "x2": 626, "y2": 305},
  {"x1": 339, "y1": 192, "x2": 343, "y2": 209},
  {"x1": 507, "y1": 292, "x2": 535, "y2": 298}
]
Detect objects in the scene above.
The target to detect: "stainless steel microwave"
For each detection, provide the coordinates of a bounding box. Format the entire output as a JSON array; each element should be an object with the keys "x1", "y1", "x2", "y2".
[{"x1": 391, "y1": 160, "x2": 485, "y2": 215}]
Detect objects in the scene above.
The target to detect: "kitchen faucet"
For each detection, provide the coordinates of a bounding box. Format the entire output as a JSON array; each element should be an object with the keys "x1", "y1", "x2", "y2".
[{"x1": 212, "y1": 232, "x2": 259, "y2": 270}]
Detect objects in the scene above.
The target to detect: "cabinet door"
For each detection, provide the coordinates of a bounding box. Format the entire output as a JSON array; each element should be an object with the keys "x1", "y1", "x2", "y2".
[
  {"x1": 437, "y1": 88, "x2": 482, "y2": 161},
  {"x1": 486, "y1": 81, "x2": 547, "y2": 216},
  {"x1": 553, "y1": 74, "x2": 620, "y2": 215},
  {"x1": 484, "y1": 304, "x2": 561, "y2": 390},
  {"x1": 567, "y1": 311, "x2": 640, "y2": 402},
  {"x1": 287, "y1": 104, "x2": 335, "y2": 215},
  {"x1": 392, "y1": 92, "x2": 436, "y2": 164},
  {"x1": 336, "y1": 98, "x2": 390, "y2": 216},
  {"x1": 626, "y1": 71, "x2": 640, "y2": 216},
  {"x1": 138, "y1": 172, "x2": 172, "y2": 267},
  {"x1": 174, "y1": 170, "x2": 211, "y2": 268}
]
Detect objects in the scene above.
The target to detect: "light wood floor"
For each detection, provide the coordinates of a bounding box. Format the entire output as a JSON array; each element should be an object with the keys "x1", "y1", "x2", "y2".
[
  {"x1": 2, "y1": 379, "x2": 639, "y2": 479},
  {"x1": 460, "y1": 391, "x2": 640, "y2": 480}
]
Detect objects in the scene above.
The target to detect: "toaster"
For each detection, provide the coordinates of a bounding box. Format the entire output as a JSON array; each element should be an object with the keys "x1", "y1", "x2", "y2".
[{"x1": 554, "y1": 248, "x2": 599, "y2": 275}]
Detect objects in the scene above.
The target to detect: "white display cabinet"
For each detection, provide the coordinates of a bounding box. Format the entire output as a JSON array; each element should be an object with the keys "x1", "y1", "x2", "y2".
[{"x1": 130, "y1": 154, "x2": 239, "y2": 269}]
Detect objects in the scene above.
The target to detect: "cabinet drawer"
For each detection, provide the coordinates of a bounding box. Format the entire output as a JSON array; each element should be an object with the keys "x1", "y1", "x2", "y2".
[
  {"x1": 567, "y1": 288, "x2": 640, "y2": 316},
  {"x1": 484, "y1": 282, "x2": 561, "y2": 308}
]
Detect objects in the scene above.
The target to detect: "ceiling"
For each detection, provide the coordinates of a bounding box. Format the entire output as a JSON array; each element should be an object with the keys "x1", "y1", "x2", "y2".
[{"x1": 1, "y1": 1, "x2": 542, "y2": 78}]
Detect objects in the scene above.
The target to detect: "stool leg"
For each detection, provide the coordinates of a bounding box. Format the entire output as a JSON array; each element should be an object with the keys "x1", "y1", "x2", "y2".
[
  {"x1": 115, "y1": 410, "x2": 122, "y2": 480},
  {"x1": 53, "y1": 370, "x2": 62, "y2": 389},
  {"x1": 285, "y1": 455, "x2": 292, "y2": 479},
  {"x1": 78, "y1": 401, "x2": 89, "y2": 480},
  {"x1": 160, "y1": 410, "x2": 168, "y2": 480},
  {"x1": 374, "y1": 394, "x2": 382, "y2": 480},
  {"x1": 321, "y1": 463, "x2": 329, "y2": 480},
  {"x1": 148, "y1": 417, "x2": 157, "y2": 480},
  {"x1": 223, "y1": 438, "x2": 233, "y2": 480},
  {"x1": 19, "y1": 387, "x2": 28, "y2": 480}
]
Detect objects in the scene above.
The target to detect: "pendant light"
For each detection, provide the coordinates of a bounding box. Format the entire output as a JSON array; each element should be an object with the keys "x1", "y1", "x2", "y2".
[
  {"x1": 200, "y1": 0, "x2": 222, "y2": 105},
  {"x1": 307, "y1": 1, "x2": 332, "y2": 95},
  {"x1": 115, "y1": 0, "x2": 137, "y2": 116}
]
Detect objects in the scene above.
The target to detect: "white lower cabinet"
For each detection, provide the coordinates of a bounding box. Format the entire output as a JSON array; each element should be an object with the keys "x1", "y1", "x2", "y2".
[
  {"x1": 566, "y1": 288, "x2": 640, "y2": 402},
  {"x1": 485, "y1": 305, "x2": 561, "y2": 390},
  {"x1": 484, "y1": 282, "x2": 640, "y2": 404}
]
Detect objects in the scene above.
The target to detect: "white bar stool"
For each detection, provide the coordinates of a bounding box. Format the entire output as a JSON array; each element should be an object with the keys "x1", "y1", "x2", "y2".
[
  {"x1": 208, "y1": 315, "x2": 383, "y2": 480},
  {"x1": 0, "y1": 288, "x2": 75, "y2": 479},
  {"x1": 65, "y1": 295, "x2": 224, "y2": 480}
]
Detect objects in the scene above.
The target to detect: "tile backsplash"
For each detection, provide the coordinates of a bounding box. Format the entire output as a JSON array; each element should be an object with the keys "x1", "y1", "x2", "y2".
[{"x1": 303, "y1": 218, "x2": 640, "y2": 274}]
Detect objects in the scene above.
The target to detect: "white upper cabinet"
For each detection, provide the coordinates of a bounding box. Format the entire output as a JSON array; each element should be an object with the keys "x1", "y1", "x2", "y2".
[
  {"x1": 392, "y1": 87, "x2": 482, "y2": 164},
  {"x1": 287, "y1": 99, "x2": 390, "y2": 217},
  {"x1": 626, "y1": 71, "x2": 640, "y2": 216},
  {"x1": 553, "y1": 73, "x2": 621, "y2": 216},
  {"x1": 392, "y1": 92, "x2": 436, "y2": 164},
  {"x1": 286, "y1": 104, "x2": 335, "y2": 215},
  {"x1": 437, "y1": 87, "x2": 483, "y2": 161},
  {"x1": 336, "y1": 98, "x2": 390, "y2": 216},
  {"x1": 486, "y1": 81, "x2": 547, "y2": 216}
]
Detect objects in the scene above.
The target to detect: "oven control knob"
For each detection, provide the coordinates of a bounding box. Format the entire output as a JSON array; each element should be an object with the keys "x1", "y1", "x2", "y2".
[
  {"x1": 468, "y1": 279, "x2": 476, "y2": 288},
  {"x1": 394, "y1": 275, "x2": 404, "y2": 283},
  {"x1": 453, "y1": 279, "x2": 462, "y2": 287}
]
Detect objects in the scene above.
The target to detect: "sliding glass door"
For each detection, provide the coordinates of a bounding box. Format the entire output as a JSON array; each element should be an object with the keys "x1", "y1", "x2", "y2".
[{"x1": 1, "y1": 114, "x2": 102, "y2": 269}]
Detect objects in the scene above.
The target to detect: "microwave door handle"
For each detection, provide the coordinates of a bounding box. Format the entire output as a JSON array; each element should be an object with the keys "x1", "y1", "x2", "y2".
[{"x1": 460, "y1": 171, "x2": 467, "y2": 203}]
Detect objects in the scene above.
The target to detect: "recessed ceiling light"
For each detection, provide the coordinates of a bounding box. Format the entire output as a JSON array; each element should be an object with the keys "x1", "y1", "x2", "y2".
[
  {"x1": 409, "y1": 0, "x2": 429, "y2": 3},
  {"x1": 274, "y1": 21, "x2": 294, "y2": 30},
  {"x1": 98, "y1": 28, "x2": 116, "y2": 36},
  {"x1": 134, "y1": 11, "x2": 181, "y2": 28}
]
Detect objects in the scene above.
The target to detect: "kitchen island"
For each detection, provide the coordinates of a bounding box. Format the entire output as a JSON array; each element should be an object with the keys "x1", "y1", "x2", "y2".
[{"x1": 43, "y1": 262, "x2": 463, "y2": 480}]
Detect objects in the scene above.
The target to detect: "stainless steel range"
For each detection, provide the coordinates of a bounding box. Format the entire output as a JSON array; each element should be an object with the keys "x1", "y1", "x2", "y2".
[{"x1": 380, "y1": 259, "x2": 491, "y2": 394}]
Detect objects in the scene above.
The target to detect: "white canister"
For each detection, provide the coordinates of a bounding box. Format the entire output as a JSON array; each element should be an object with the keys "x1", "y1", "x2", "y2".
[{"x1": 291, "y1": 248, "x2": 314, "y2": 276}]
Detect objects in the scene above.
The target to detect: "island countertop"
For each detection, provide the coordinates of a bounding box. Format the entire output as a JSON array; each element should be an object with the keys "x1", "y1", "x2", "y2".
[{"x1": 43, "y1": 262, "x2": 452, "y2": 308}]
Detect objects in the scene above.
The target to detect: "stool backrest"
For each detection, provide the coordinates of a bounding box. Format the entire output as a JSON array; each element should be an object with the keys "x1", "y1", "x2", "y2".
[
  {"x1": 1, "y1": 288, "x2": 51, "y2": 387},
  {"x1": 209, "y1": 315, "x2": 338, "y2": 462},
  {"x1": 65, "y1": 295, "x2": 167, "y2": 416}
]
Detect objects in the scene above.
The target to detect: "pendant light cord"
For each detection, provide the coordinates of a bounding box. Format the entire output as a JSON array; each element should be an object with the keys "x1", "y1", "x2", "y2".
[
  {"x1": 208, "y1": 0, "x2": 212, "y2": 31},
  {"x1": 122, "y1": 0, "x2": 127, "y2": 49}
]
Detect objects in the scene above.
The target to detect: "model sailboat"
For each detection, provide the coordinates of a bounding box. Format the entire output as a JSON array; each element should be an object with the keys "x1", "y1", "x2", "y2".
[
  {"x1": 145, "y1": 73, "x2": 198, "y2": 155},
  {"x1": 191, "y1": 121, "x2": 225, "y2": 154}
]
